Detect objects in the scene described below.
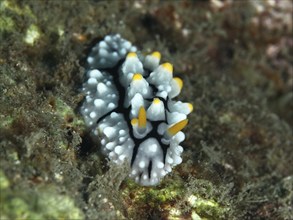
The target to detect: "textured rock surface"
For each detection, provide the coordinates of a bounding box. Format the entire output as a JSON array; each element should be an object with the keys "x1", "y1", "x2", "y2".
[{"x1": 0, "y1": 0, "x2": 292, "y2": 219}]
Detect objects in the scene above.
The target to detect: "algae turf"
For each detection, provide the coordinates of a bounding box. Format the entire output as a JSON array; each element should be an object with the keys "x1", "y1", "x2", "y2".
[
  {"x1": 0, "y1": 171, "x2": 84, "y2": 220},
  {"x1": 0, "y1": 0, "x2": 292, "y2": 219}
]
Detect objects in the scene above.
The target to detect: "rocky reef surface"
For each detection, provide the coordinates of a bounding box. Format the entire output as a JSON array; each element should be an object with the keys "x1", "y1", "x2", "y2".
[{"x1": 0, "y1": 0, "x2": 292, "y2": 219}]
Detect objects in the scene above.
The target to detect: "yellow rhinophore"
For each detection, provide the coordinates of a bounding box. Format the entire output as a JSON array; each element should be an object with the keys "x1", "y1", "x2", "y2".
[
  {"x1": 127, "y1": 52, "x2": 137, "y2": 58},
  {"x1": 153, "y1": 98, "x2": 161, "y2": 104},
  {"x1": 161, "y1": 62, "x2": 173, "y2": 74},
  {"x1": 131, "y1": 118, "x2": 138, "y2": 126},
  {"x1": 168, "y1": 119, "x2": 188, "y2": 136},
  {"x1": 138, "y1": 106, "x2": 147, "y2": 128},
  {"x1": 187, "y1": 103, "x2": 194, "y2": 113},
  {"x1": 173, "y1": 77, "x2": 183, "y2": 90},
  {"x1": 132, "y1": 73, "x2": 143, "y2": 81},
  {"x1": 151, "y1": 51, "x2": 161, "y2": 60}
]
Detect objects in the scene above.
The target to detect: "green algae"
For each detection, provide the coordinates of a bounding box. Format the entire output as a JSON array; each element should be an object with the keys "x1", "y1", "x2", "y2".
[
  {"x1": 123, "y1": 178, "x2": 185, "y2": 204},
  {"x1": 53, "y1": 97, "x2": 85, "y2": 129},
  {"x1": 0, "y1": 0, "x2": 36, "y2": 19},
  {"x1": 0, "y1": 16, "x2": 14, "y2": 32},
  {"x1": 188, "y1": 194, "x2": 228, "y2": 219},
  {"x1": 0, "y1": 171, "x2": 84, "y2": 220},
  {"x1": 0, "y1": 0, "x2": 36, "y2": 34},
  {"x1": 0, "y1": 171, "x2": 83, "y2": 220},
  {"x1": 0, "y1": 170, "x2": 10, "y2": 189},
  {"x1": 24, "y1": 24, "x2": 40, "y2": 45},
  {"x1": 0, "y1": 115, "x2": 14, "y2": 130},
  {"x1": 121, "y1": 178, "x2": 229, "y2": 219}
]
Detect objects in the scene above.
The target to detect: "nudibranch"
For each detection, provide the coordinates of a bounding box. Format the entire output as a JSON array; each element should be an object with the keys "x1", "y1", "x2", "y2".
[{"x1": 81, "y1": 34, "x2": 193, "y2": 186}]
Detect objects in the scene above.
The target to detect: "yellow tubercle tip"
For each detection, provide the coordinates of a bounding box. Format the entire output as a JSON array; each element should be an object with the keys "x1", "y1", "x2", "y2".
[
  {"x1": 151, "y1": 51, "x2": 161, "y2": 60},
  {"x1": 132, "y1": 73, "x2": 143, "y2": 81},
  {"x1": 161, "y1": 62, "x2": 173, "y2": 73},
  {"x1": 127, "y1": 52, "x2": 137, "y2": 58},
  {"x1": 173, "y1": 77, "x2": 183, "y2": 90},
  {"x1": 168, "y1": 119, "x2": 188, "y2": 136},
  {"x1": 153, "y1": 98, "x2": 161, "y2": 104},
  {"x1": 187, "y1": 103, "x2": 193, "y2": 112},
  {"x1": 138, "y1": 106, "x2": 147, "y2": 129},
  {"x1": 131, "y1": 118, "x2": 138, "y2": 126}
]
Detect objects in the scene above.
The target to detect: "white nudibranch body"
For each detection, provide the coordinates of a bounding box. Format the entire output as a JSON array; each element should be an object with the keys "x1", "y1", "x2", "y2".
[{"x1": 80, "y1": 34, "x2": 193, "y2": 186}]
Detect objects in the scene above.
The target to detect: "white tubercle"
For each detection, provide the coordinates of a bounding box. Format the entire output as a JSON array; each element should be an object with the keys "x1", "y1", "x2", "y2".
[
  {"x1": 173, "y1": 131, "x2": 185, "y2": 144},
  {"x1": 96, "y1": 113, "x2": 134, "y2": 163},
  {"x1": 121, "y1": 52, "x2": 144, "y2": 75},
  {"x1": 147, "y1": 63, "x2": 173, "y2": 88},
  {"x1": 168, "y1": 77, "x2": 183, "y2": 98},
  {"x1": 87, "y1": 34, "x2": 137, "y2": 69},
  {"x1": 146, "y1": 98, "x2": 165, "y2": 121},
  {"x1": 144, "y1": 51, "x2": 161, "y2": 71},
  {"x1": 157, "y1": 123, "x2": 168, "y2": 135},
  {"x1": 130, "y1": 93, "x2": 145, "y2": 118},
  {"x1": 88, "y1": 69, "x2": 103, "y2": 80},
  {"x1": 132, "y1": 119, "x2": 152, "y2": 139},
  {"x1": 167, "y1": 111, "x2": 187, "y2": 125},
  {"x1": 168, "y1": 101, "x2": 193, "y2": 115},
  {"x1": 81, "y1": 70, "x2": 118, "y2": 128},
  {"x1": 156, "y1": 90, "x2": 168, "y2": 99},
  {"x1": 125, "y1": 73, "x2": 152, "y2": 107},
  {"x1": 130, "y1": 138, "x2": 165, "y2": 186}
]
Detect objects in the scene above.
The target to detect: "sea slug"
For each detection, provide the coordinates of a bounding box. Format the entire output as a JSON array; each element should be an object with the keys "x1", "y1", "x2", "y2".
[{"x1": 81, "y1": 34, "x2": 193, "y2": 186}]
